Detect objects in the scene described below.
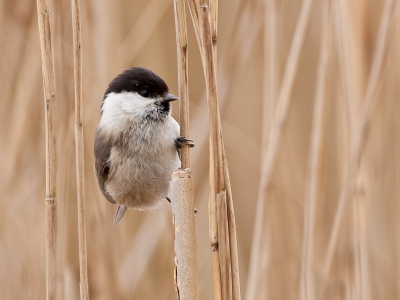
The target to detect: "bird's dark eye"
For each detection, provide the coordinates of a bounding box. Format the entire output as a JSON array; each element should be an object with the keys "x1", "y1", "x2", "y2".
[{"x1": 141, "y1": 90, "x2": 150, "y2": 97}]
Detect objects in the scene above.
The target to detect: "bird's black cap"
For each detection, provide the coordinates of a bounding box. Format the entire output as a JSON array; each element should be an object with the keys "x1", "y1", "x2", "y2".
[{"x1": 104, "y1": 67, "x2": 169, "y2": 100}]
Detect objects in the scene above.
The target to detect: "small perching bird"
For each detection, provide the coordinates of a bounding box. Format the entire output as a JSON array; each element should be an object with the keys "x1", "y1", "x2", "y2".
[{"x1": 94, "y1": 67, "x2": 194, "y2": 226}]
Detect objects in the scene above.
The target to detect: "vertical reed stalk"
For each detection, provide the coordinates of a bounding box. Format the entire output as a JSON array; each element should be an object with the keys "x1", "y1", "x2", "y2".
[
  {"x1": 246, "y1": 1, "x2": 277, "y2": 297},
  {"x1": 70, "y1": 0, "x2": 89, "y2": 298},
  {"x1": 187, "y1": 0, "x2": 241, "y2": 298},
  {"x1": 247, "y1": 0, "x2": 314, "y2": 296},
  {"x1": 35, "y1": 0, "x2": 57, "y2": 299},
  {"x1": 198, "y1": 2, "x2": 224, "y2": 299},
  {"x1": 171, "y1": 0, "x2": 199, "y2": 299},
  {"x1": 299, "y1": 2, "x2": 331, "y2": 299},
  {"x1": 210, "y1": 0, "x2": 241, "y2": 296},
  {"x1": 174, "y1": 0, "x2": 190, "y2": 170},
  {"x1": 322, "y1": 0, "x2": 398, "y2": 281},
  {"x1": 170, "y1": 170, "x2": 199, "y2": 299}
]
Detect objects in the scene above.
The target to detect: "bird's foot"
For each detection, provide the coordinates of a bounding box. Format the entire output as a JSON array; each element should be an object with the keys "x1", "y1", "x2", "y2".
[{"x1": 175, "y1": 136, "x2": 195, "y2": 149}]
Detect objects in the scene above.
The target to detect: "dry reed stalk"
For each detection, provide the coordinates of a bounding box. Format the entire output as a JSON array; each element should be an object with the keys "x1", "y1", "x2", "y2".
[
  {"x1": 186, "y1": 0, "x2": 201, "y2": 50},
  {"x1": 208, "y1": 142, "x2": 222, "y2": 300},
  {"x1": 352, "y1": 187, "x2": 370, "y2": 300},
  {"x1": 187, "y1": 0, "x2": 241, "y2": 298},
  {"x1": 35, "y1": 0, "x2": 57, "y2": 299},
  {"x1": 209, "y1": 0, "x2": 241, "y2": 297},
  {"x1": 70, "y1": 0, "x2": 89, "y2": 298},
  {"x1": 222, "y1": 155, "x2": 241, "y2": 300},
  {"x1": 171, "y1": 0, "x2": 199, "y2": 298},
  {"x1": 186, "y1": 1, "x2": 222, "y2": 298},
  {"x1": 198, "y1": 2, "x2": 225, "y2": 299},
  {"x1": 216, "y1": 191, "x2": 232, "y2": 299},
  {"x1": 322, "y1": 0, "x2": 398, "y2": 283},
  {"x1": 247, "y1": 0, "x2": 314, "y2": 296},
  {"x1": 245, "y1": 1, "x2": 277, "y2": 296},
  {"x1": 170, "y1": 170, "x2": 199, "y2": 299},
  {"x1": 174, "y1": 0, "x2": 190, "y2": 170},
  {"x1": 333, "y1": 0, "x2": 365, "y2": 134},
  {"x1": 299, "y1": 3, "x2": 331, "y2": 299}
]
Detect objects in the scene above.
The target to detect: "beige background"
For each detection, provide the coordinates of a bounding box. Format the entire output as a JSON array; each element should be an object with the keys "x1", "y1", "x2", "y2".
[{"x1": 1, "y1": 0, "x2": 399, "y2": 299}]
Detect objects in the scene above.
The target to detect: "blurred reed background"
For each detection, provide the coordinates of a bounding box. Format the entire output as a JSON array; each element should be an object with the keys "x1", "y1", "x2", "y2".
[{"x1": 1, "y1": 0, "x2": 399, "y2": 299}]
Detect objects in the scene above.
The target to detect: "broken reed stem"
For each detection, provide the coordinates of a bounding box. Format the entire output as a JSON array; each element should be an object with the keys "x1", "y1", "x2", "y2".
[
  {"x1": 70, "y1": 0, "x2": 89, "y2": 298},
  {"x1": 299, "y1": 3, "x2": 331, "y2": 300},
  {"x1": 247, "y1": 0, "x2": 314, "y2": 296},
  {"x1": 216, "y1": 191, "x2": 232, "y2": 300},
  {"x1": 186, "y1": 0, "x2": 241, "y2": 298},
  {"x1": 208, "y1": 139, "x2": 222, "y2": 300},
  {"x1": 322, "y1": 0, "x2": 398, "y2": 280},
  {"x1": 197, "y1": 3, "x2": 223, "y2": 187},
  {"x1": 171, "y1": 1, "x2": 199, "y2": 299},
  {"x1": 170, "y1": 170, "x2": 199, "y2": 300},
  {"x1": 210, "y1": 0, "x2": 241, "y2": 296},
  {"x1": 222, "y1": 157, "x2": 241, "y2": 300},
  {"x1": 35, "y1": 0, "x2": 57, "y2": 299},
  {"x1": 197, "y1": 2, "x2": 224, "y2": 299}
]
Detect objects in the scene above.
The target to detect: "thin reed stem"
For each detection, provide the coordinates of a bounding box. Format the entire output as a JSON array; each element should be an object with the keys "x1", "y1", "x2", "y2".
[
  {"x1": 171, "y1": 0, "x2": 199, "y2": 299},
  {"x1": 195, "y1": 1, "x2": 224, "y2": 298},
  {"x1": 247, "y1": 0, "x2": 314, "y2": 296},
  {"x1": 70, "y1": 0, "x2": 89, "y2": 298},
  {"x1": 222, "y1": 155, "x2": 241, "y2": 300},
  {"x1": 245, "y1": 2, "x2": 277, "y2": 296},
  {"x1": 322, "y1": 0, "x2": 398, "y2": 281},
  {"x1": 299, "y1": 2, "x2": 331, "y2": 299},
  {"x1": 216, "y1": 191, "x2": 232, "y2": 299},
  {"x1": 35, "y1": 0, "x2": 57, "y2": 298},
  {"x1": 187, "y1": 1, "x2": 241, "y2": 298},
  {"x1": 174, "y1": 0, "x2": 191, "y2": 169}
]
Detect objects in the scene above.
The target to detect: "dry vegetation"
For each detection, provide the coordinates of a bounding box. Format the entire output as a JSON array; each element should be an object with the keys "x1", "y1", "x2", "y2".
[{"x1": 1, "y1": 0, "x2": 399, "y2": 299}]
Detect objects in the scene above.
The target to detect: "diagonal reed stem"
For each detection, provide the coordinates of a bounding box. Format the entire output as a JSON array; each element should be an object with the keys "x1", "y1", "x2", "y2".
[
  {"x1": 70, "y1": 0, "x2": 89, "y2": 298},
  {"x1": 322, "y1": 0, "x2": 398, "y2": 282},
  {"x1": 35, "y1": 0, "x2": 57, "y2": 299},
  {"x1": 247, "y1": 0, "x2": 314, "y2": 296},
  {"x1": 299, "y1": 2, "x2": 332, "y2": 299}
]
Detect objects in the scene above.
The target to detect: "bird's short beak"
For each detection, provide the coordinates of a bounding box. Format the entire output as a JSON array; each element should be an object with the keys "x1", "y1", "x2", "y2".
[{"x1": 162, "y1": 93, "x2": 179, "y2": 102}]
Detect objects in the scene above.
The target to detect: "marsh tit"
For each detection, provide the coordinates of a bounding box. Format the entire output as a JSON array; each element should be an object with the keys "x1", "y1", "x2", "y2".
[{"x1": 94, "y1": 67, "x2": 194, "y2": 226}]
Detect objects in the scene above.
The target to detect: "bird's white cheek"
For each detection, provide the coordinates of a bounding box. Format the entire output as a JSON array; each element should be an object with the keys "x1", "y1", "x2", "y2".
[{"x1": 99, "y1": 92, "x2": 155, "y2": 132}]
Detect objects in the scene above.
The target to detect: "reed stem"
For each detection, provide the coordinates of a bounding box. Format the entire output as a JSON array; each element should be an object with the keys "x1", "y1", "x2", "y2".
[
  {"x1": 35, "y1": 0, "x2": 57, "y2": 298},
  {"x1": 172, "y1": 0, "x2": 199, "y2": 299},
  {"x1": 70, "y1": 0, "x2": 89, "y2": 298}
]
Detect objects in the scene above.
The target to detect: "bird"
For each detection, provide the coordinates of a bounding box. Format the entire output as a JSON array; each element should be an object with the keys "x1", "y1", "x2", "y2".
[{"x1": 94, "y1": 67, "x2": 194, "y2": 226}]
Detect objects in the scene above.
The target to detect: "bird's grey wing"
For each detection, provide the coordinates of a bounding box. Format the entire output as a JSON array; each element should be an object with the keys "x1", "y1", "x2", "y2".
[{"x1": 94, "y1": 129, "x2": 116, "y2": 204}]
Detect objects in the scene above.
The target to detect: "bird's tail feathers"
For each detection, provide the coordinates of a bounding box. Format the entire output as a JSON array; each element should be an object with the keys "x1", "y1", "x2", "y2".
[{"x1": 114, "y1": 205, "x2": 127, "y2": 227}]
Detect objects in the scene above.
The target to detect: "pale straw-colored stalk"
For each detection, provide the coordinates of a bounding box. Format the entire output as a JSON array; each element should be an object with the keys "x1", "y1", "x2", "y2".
[
  {"x1": 322, "y1": 0, "x2": 398, "y2": 282},
  {"x1": 246, "y1": 0, "x2": 314, "y2": 296},
  {"x1": 187, "y1": 1, "x2": 222, "y2": 298},
  {"x1": 70, "y1": 0, "x2": 89, "y2": 298},
  {"x1": 35, "y1": 0, "x2": 57, "y2": 298},
  {"x1": 219, "y1": 142, "x2": 241, "y2": 300},
  {"x1": 245, "y1": 0, "x2": 277, "y2": 297},
  {"x1": 209, "y1": 0, "x2": 240, "y2": 298},
  {"x1": 171, "y1": 0, "x2": 199, "y2": 298},
  {"x1": 198, "y1": 1, "x2": 225, "y2": 298},
  {"x1": 299, "y1": 2, "x2": 331, "y2": 299},
  {"x1": 187, "y1": 0, "x2": 241, "y2": 298}
]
